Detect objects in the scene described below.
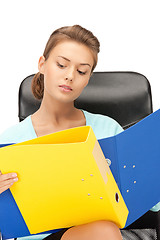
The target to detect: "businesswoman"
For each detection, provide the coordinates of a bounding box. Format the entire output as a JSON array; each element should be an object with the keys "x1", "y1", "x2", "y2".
[{"x1": 0, "y1": 25, "x2": 123, "y2": 240}]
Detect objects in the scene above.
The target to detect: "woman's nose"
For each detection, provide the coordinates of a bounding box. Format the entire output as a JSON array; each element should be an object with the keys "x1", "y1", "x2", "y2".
[{"x1": 65, "y1": 67, "x2": 75, "y2": 81}]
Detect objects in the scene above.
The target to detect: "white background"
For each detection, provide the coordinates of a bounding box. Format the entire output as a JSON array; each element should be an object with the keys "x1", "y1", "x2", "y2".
[{"x1": 0, "y1": 0, "x2": 160, "y2": 134}]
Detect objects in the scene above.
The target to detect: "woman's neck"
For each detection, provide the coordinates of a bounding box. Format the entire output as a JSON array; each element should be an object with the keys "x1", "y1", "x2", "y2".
[
  {"x1": 31, "y1": 91, "x2": 86, "y2": 126},
  {"x1": 31, "y1": 92, "x2": 86, "y2": 138},
  {"x1": 35, "y1": 91, "x2": 78, "y2": 123},
  {"x1": 38, "y1": 101, "x2": 75, "y2": 124}
]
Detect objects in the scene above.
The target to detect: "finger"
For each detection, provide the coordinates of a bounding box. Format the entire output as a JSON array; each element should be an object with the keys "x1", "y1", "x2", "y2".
[
  {"x1": 0, "y1": 182, "x2": 14, "y2": 194},
  {"x1": 0, "y1": 172, "x2": 17, "y2": 181},
  {"x1": 0, "y1": 177, "x2": 18, "y2": 188}
]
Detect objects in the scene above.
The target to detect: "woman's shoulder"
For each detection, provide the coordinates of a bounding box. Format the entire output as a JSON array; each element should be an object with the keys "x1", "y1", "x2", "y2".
[
  {"x1": 0, "y1": 116, "x2": 36, "y2": 144},
  {"x1": 82, "y1": 109, "x2": 123, "y2": 139}
]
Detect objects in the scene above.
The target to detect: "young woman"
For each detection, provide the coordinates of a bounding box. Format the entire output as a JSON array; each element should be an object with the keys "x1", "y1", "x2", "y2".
[{"x1": 0, "y1": 25, "x2": 123, "y2": 240}]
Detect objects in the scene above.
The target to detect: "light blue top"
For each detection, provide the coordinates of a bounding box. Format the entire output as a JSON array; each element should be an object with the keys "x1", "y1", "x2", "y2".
[
  {"x1": 0, "y1": 109, "x2": 159, "y2": 240},
  {"x1": 0, "y1": 110, "x2": 123, "y2": 143}
]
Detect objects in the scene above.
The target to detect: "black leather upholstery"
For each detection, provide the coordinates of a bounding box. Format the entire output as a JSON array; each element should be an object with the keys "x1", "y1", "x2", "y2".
[{"x1": 18, "y1": 71, "x2": 153, "y2": 129}]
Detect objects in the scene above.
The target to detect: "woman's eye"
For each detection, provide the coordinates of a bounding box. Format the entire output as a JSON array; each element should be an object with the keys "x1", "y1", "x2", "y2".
[
  {"x1": 57, "y1": 62, "x2": 65, "y2": 68},
  {"x1": 78, "y1": 70, "x2": 86, "y2": 75}
]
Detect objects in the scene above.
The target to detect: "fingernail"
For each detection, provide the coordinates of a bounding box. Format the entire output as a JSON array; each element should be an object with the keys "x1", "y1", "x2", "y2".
[
  {"x1": 13, "y1": 177, "x2": 18, "y2": 182},
  {"x1": 12, "y1": 173, "x2": 17, "y2": 177}
]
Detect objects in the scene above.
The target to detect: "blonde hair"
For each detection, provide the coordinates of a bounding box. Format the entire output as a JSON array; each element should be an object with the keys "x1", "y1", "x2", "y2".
[{"x1": 32, "y1": 25, "x2": 100, "y2": 100}]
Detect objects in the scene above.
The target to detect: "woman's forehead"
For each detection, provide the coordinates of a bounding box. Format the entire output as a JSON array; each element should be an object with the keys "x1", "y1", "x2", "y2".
[{"x1": 49, "y1": 40, "x2": 94, "y2": 66}]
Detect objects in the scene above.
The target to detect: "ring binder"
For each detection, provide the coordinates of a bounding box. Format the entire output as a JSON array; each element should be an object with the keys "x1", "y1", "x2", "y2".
[{"x1": 0, "y1": 126, "x2": 128, "y2": 239}]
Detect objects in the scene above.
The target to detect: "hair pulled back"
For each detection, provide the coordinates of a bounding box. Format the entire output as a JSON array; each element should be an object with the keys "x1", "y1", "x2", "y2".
[{"x1": 32, "y1": 25, "x2": 100, "y2": 100}]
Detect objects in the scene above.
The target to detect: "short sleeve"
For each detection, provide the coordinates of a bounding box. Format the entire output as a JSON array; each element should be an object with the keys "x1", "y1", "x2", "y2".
[
  {"x1": 150, "y1": 202, "x2": 160, "y2": 212},
  {"x1": 0, "y1": 116, "x2": 36, "y2": 144}
]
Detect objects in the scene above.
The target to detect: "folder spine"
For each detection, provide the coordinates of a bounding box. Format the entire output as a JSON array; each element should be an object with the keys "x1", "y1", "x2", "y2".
[
  {"x1": 113, "y1": 136, "x2": 122, "y2": 191},
  {"x1": 98, "y1": 137, "x2": 121, "y2": 191}
]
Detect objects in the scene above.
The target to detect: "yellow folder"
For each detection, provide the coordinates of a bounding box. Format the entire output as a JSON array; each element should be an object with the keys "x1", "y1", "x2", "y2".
[{"x1": 0, "y1": 126, "x2": 128, "y2": 234}]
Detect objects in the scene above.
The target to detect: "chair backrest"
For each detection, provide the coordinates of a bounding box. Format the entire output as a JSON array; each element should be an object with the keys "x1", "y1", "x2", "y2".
[{"x1": 18, "y1": 71, "x2": 153, "y2": 129}]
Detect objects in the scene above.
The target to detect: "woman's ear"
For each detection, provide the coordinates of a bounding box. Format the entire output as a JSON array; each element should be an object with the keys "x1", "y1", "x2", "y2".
[{"x1": 38, "y1": 56, "x2": 45, "y2": 74}]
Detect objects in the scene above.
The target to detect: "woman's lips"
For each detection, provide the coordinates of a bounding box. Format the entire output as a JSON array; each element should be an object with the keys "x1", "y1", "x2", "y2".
[{"x1": 59, "y1": 85, "x2": 73, "y2": 92}]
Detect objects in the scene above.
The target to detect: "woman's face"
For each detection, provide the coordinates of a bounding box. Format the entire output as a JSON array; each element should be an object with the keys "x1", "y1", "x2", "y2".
[{"x1": 38, "y1": 40, "x2": 94, "y2": 103}]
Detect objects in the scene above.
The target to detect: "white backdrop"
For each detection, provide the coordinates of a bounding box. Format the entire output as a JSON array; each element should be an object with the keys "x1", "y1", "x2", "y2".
[{"x1": 0, "y1": 0, "x2": 160, "y2": 134}]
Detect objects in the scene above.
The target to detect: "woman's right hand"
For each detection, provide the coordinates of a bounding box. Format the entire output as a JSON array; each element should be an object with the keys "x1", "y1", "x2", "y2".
[{"x1": 0, "y1": 170, "x2": 18, "y2": 194}]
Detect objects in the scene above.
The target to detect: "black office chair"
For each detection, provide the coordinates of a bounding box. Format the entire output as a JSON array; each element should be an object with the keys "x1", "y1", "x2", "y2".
[{"x1": 18, "y1": 71, "x2": 159, "y2": 240}]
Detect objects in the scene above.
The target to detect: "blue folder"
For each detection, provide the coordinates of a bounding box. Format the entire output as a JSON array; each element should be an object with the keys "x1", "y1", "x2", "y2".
[
  {"x1": 99, "y1": 108, "x2": 160, "y2": 227},
  {"x1": 0, "y1": 108, "x2": 160, "y2": 239}
]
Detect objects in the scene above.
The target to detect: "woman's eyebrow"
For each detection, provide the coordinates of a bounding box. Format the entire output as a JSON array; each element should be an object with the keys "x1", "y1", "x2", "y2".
[{"x1": 58, "y1": 56, "x2": 91, "y2": 68}]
